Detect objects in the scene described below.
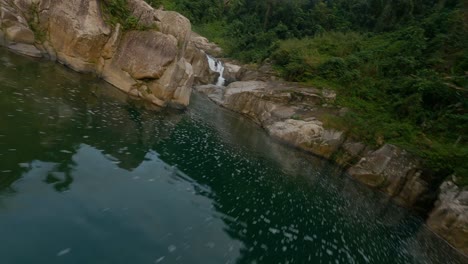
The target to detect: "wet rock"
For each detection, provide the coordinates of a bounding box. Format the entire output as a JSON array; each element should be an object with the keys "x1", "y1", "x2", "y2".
[
  {"x1": 8, "y1": 43, "x2": 42, "y2": 57},
  {"x1": 194, "y1": 84, "x2": 224, "y2": 104},
  {"x1": 224, "y1": 81, "x2": 267, "y2": 97},
  {"x1": 223, "y1": 62, "x2": 241, "y2": 83},
  {"x1": 427, "y1": 181, "x2": 468, "y2": 256}
]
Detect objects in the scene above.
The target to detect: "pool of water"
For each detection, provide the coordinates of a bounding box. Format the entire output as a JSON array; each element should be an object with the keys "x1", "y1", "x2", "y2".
[{"x1": 0, "y1": 48, "x2": 466, "y2": 264}]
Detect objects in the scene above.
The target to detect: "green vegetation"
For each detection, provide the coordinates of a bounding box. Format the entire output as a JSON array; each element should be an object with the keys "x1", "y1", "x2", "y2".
[
  {"x1": 153, "y1": 0, "x2": 467, "y2": 185},
  {"x1": 28, "y1": 3, "x2": 46, "y2": 42},
  {"x1": 101, "y1": 0, "x2": 148, "y2": 30}
]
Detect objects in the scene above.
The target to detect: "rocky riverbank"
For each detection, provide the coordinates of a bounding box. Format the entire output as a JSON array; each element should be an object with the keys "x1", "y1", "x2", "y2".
[
  {"x1": 191, "y1": 41, "x2": 468, "y2": 256},
  {"x1": 195, "y1": 79, "x2": 468, "y2": 256}
]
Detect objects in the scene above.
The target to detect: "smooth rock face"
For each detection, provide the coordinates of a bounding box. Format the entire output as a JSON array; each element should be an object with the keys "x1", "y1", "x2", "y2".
[
  {"x1": 0, "y1": 0, "x2": 194, "y2": 107},
  {"x1": 427, "y1": 181, "x2": 468, "y2": 256},
  {"x1": 113, "y1": 31, "x2": 178, "y2": 80},
  {"x1": 185, "y1": 40, "x2": 216, "y2": 85},
  {"x1": 223, "y1": 62, "x2": 241, "y2": 83},
  {"x1": 8, "y1": 42, "x2": 41, "y2": 57},
  {"x1": 189, "y1": 31, "x2": 222, "y2": 56},
  {"x1": 44, "y1": 0, "x2": 111, "y2": 72},
  {"x1": 347, "y1": 144, "x2": 440, "y2": 209},
  {"x1": 5, "y1": 25, "x2": 34, "y2": 44},
  {"x1": 150, "y1": 57, "x2": 194, "y2": 107}
]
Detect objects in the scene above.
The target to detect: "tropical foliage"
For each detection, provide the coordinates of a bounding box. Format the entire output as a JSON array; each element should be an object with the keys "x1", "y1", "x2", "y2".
[{"x1": 148, "y1": 0, "x2": 467, "y2": 185}]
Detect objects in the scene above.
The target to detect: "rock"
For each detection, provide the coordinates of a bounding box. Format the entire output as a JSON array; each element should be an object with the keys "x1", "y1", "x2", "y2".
[
  {"x1": 347, "y1": 144, "x2": 439, "y2": 209},
  {"x1": 42, "y1": 41, "x2": 56, "y2": 61},
  {"x1": 101, "y1": 24, "x2": 121, "y2": 60},
  {"x1": 322, "y1": 89, "x2": 336, "y2": 102},
  {"x1": 5, "y1": 25, "x2": 35, "y2": 44},
  {"x1": 8, "y1": 43, "x2": 42, "y2": 57},
  {"x1": 155, "y1": 10, "x2": 191, "y2": 52},
  {"x1": 267, "y1": 119, "x2": 324, "y2": 146},
  {"x1": 149, "y1": 57, "x2": 194, "y2": 106},
  {"x1": 113, "y1": 31, "x2": 178, "y2": 80},
  {"x1": 344, "y1": 142, "x2": 366, "y2": 157},
  {"x1": 270, "y1": 106, "x2": 296, "y2": 120},
  {"x1": 189, "y1": 31, "x2": 222, "y2": 56},
  {"x1": 236, "y1": 67, "x2": 259, "y2": 81},
  {"x1": 223, "y1": 62, "x2": 241, "y2": 83},
  {"x1": 185, "y1": 42, "x2": 216, "y2": 85},
  {"x1": 265, "y1": 118, "x2": 344, "y2": 158},
  {"x1": 0, "y1": 31, "x2": 5, "y2": 45},
  {"x1": 127, "y1": 0, "x2": 158, "y2": 28},
  {"x1": 100, "y1": 59, "x2": 137, "y2": 93},
  {"x1": 0, "y1": 0, "x2": 195, "y2": 108},
  {"x1": 224, "y1": 81, "x2": 267, "y2": 97},
  {"x1": 427, "y1": 181, "x2": 468, "y2": 256},
  {"x1": 290, "y1": 90, "x2": 322, "y2": 105},
  {"x1": 1, "y1": 6, "x2": 26, "y2": 28},
  {"x1": 43, "y1": 0, "x2": 111, "y2": 72},
  {"x1": 194, "y1": 84, "x2": 224, "y2": 104},
  {"x1": 171, "y1": 59, "x2": 194, "y2": 107}
]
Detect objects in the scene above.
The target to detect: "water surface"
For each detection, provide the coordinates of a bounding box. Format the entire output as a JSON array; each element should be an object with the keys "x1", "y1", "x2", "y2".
[{"x1": 0, "y1": 48, "x2": 466, "y2": 264}]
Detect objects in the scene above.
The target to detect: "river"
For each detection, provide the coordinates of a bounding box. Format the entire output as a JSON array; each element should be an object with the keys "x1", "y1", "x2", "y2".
[{"x1": 0, "y1": 48, "x2": 466, "y2": 264}]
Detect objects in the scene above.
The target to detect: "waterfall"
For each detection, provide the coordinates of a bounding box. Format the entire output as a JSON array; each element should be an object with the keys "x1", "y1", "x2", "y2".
[{"x1": 206, "y1": 54, "x2": 225, "y2": 86}]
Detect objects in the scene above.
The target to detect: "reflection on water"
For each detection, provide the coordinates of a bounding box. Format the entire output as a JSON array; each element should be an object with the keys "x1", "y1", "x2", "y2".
[{"x1": 0, "y1": 47, "x2": 466, "y2": 264}]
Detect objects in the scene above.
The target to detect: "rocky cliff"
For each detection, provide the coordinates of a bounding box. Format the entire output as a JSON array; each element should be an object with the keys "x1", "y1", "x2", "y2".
[{"x1": 0, "y1": 0, "x2": 194, "y2": 108}]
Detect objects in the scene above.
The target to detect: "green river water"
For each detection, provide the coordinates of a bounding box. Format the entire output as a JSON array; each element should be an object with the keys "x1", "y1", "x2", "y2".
[{"x1": 0, "y1": 48, "x2": 466, "y2": 264}]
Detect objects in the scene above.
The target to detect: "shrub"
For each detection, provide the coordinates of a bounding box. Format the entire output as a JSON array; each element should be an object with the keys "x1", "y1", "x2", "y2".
[{"x1": 101, "y1": 0, "x2": 146, "y2": 30}]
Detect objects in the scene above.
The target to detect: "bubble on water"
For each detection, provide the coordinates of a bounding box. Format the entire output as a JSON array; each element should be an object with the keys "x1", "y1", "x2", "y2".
[
  {"x1": 205, "y1": 242, "x2": 215, "y2": 249},
  {"x1": 57, "y1": 248, "x2": 71, "y2": 257},
  {"x1": 155, "y1": 256, "x2": 165, "y2": 263},
  {"x1": 168, "y1": 245, "x2": 176, "y2": 253},
  {"x1": 269, "y1": 228, "x2": 280, "y2": 235}
]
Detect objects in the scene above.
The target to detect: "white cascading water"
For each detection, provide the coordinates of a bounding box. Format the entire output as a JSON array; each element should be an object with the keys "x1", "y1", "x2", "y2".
[{"x1": 206, "y1": 54, "x2": 225, "y2": 86}]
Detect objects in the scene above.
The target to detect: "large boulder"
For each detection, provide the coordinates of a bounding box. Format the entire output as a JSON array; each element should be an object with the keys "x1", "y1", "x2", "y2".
[
  {"x1": 113, "y1": 30, "x2": 178, "y2": 80},
  {"x1": 41, "y1": 0, "x2": 111, "y2": 72},
  {"x1": 189, "y1": 31, "x2": 222, "y2": 56},
  {"x1": 222, "y1": 62, "x2": 241, "y2": 84},
  {"x1": 149, "y1": 57, "x2": 194, "y2": 107},
  {"x1": 267, "y1": 119, "x2": 344, "y2": 158},
  {"x1": 347, "y1": 144, "x2": 441, "y2": 209},
  {"x1": 427, "y1": 181, "x2": 468, "y2": 256},
  {"x1": 185, "y1": 40, "x2": 217, "y2": 85},
  {"x1": 0, "y1": 0, "x2": 195, "y2": 108}
]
